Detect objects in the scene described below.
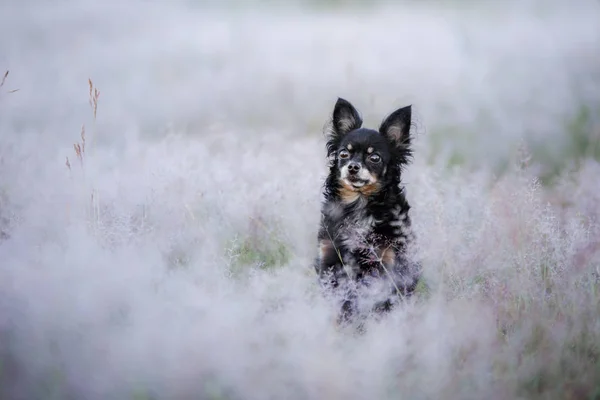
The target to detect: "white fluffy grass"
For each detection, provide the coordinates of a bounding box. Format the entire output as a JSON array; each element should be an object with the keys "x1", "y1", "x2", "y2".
[{"x1": 1, "y1": 1, "x2": 600, "y2": 399}]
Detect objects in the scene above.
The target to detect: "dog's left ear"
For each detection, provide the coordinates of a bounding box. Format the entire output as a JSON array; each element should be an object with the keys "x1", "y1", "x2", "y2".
[
  {"x1": 332, "y1": 98, "x2": 363, "y2": 136},
  {"x1": 379, "y1": 105, "x2": 412, "y2": 148}
]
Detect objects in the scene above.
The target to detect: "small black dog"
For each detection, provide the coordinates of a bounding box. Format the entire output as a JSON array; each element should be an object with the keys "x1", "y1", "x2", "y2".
[{"x1": 314, "y1": 97, "x2": 421, "y2": 326}]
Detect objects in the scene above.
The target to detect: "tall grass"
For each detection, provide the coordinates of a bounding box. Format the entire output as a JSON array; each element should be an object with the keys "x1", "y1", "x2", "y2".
[{"x1": 1, "y1": 1, "x2": 600, "y2": 399}]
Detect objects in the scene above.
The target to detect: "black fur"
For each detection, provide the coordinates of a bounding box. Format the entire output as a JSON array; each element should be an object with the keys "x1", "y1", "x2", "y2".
[{"x1": 315, "y1": 97, "x2": 421, "y2": 327}]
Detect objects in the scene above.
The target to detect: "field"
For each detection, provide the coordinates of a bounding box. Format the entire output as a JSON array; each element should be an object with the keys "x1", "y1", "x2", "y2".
[{"x1": 1, "y1": 1, "x2": 600, "y2": 399}]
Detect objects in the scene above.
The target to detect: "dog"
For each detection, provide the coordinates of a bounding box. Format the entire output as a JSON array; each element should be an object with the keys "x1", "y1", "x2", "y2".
[{"x1": 314, "y1": 97, "x2": 421, "y2": 327}]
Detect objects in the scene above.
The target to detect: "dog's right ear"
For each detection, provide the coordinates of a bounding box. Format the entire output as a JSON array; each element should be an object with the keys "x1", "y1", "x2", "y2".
[
  {"x1": 379, "y1": 105, "x2": 412, "y2": 150},
  {"x1": 332, "y1": 98, "x2": 362, "y2": 136}
]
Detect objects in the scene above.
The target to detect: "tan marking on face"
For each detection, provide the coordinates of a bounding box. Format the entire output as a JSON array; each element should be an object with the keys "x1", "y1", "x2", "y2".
[
  {"x1": 358, "y1": 181, "x2": 381, "y2": 197},
  {"x1": 338, "y1": 175, "x2": 381, "y2": 202},
  {"x1": 347, "y1": 143, "x2": 353, "y2": 151},
  {"x1": 367, "y1": 147, "x2": 374, "y2": 154},
  {"x1": 338, "y1": 181, "x2": 361, "y2": 204}
]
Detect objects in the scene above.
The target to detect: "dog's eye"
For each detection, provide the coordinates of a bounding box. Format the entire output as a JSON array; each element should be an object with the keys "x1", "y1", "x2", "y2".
[
  {"x1": 369, "y1": 154, "x2": 381, "y2": 163},
  {"x1": 339, "y1": 149, "x2": 350, "y2": 159}
]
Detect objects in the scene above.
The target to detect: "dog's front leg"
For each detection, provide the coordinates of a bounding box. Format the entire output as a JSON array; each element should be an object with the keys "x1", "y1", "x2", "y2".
[
  {"x1": 370, "y1": 247, "x2": 420, "y2": 315},
  {"x1": 379, "y1": 251, "x2": 421, "y2": 310},
  {"x1": 315, "y1": 239, "x2": 363, "y2": 326},
  {"x1": 315, "y1": 239, "x2": 346, "y2": 287},
  {"x1": 389, "y1": 254, "x2": 421, "y2": 297}
]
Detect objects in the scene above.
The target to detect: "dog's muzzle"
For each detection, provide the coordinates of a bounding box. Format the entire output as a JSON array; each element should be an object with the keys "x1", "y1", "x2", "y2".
[{"x1": 341, "y1": 163, "x2": 374, "y2": 189}]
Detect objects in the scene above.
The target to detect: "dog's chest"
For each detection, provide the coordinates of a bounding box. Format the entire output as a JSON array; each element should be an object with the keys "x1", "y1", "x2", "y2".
[
  {"x1": 325, "y1": 203, "x2": 382, "y2": 253},
  {"x1": 339, "y1": 212, "x2": 377, "y2": 251},
  {"x1": 325, "y1": 200, "x2": 408, "y2": 253}
]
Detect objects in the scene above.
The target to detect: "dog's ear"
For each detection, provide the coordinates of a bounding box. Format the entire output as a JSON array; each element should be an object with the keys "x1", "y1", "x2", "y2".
[
  {"x1": 332, "y1": 97, "x2": 362, "y2": 136},
  {"x1": 379, "y1": 105, "x2": 412, "y2": 149}
]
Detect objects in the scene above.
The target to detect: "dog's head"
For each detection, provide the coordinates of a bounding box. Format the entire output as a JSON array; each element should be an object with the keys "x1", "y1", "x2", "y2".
[{"x1": 325, "y1": 98, "x2": 413, "y2": 198}]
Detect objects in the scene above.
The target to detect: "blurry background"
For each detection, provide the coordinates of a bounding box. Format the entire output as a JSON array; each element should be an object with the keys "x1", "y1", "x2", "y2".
[
  {"x1": 3, "y1": 0, "x2": 599, "y2": 178},
  {"x1": 1, "y1": 1, "x2": 600, "y2": 399}
]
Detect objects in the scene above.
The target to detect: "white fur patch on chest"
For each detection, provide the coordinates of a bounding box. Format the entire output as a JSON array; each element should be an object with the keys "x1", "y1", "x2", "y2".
[{"x1": 339, "y1": 210, "x2": 376, "y2": 252}]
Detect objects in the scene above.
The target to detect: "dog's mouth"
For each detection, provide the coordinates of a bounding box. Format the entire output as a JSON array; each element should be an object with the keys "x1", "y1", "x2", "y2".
[{"x1": 344, "y1": 176, "x2": 368, "y2": 189}]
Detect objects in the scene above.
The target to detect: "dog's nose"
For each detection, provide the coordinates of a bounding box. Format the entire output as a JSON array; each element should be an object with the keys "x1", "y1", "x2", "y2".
[{"x1": 348, "y1": 162, "x2": 361, "y2": 175}]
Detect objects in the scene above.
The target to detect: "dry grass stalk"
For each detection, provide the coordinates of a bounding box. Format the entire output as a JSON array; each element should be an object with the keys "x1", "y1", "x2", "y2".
[
  {"x1": 87, "y1": 78, "x2": 99, "y2": 157},
  {"x1": 87, "y1": 79, "x2": 100, "y2": 227},
  {"x1": 0, "y1": 70, "x2": 19, "y2": 93},
  {"x1": 68, "y1": 125, "x2": 86, "y2": 169},
  {"x1": 0, "y1": 70, "x2": 8, "y2": 88},
  {"x1": 63, "y1": 79, "x2": 101, "y2": 229},
  {"x1": 66, "y1": 79, "x2": 97, "y2": 173},
  {"x1": 88, "y1": 78, "x2": 100, "y2": 120}
]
